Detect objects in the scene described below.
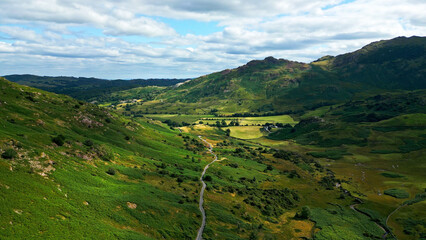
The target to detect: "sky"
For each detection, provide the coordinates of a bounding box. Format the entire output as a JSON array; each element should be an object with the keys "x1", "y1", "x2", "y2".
[{"x1": 0, "y1": 0, "x2": 425, "y2": 79}]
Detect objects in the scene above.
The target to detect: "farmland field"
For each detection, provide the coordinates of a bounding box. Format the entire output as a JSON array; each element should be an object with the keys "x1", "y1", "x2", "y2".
[
  {"x1": 200, "y1": 114, "x2": 298, "y2": 126},
  {"x1": 224, "y1": 126, "x2": 265, "y2": 139}
]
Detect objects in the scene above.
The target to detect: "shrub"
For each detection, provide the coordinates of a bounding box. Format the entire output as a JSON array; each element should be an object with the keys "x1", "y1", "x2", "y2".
[
  {"x1": 384, "y1": 189, "x2": 409, "y2": 199},
  {"x1": 1, "y1": 149, "x2": 17, "y2": 159},
  {"x1": 404, "y1": 192, "x2": 426, "y2": 205},
  {"x1": 381, "y1": 172, "x2": 404, "y2": 178},
  {"x1": 52, "y1": 134, "x2": 65, "y2": 146},
  {"x1": 319, "y1": 176, "x2": 336, "y2": 190},
  {"x1": 204, "y1": 175, "x2": 212, "y2": 181},
  {"x1": 106, "y1": 168, "x2": 116, "y2": 175},
  {"x1": 295, "y1": 206, "x2": 311, "y2": 219},
  {"x1": 96, "y1": 145, "x2": 114, "y2": 161},
  {"x1": 83, "y1": 139, "x2": 94, "y2": 147}
]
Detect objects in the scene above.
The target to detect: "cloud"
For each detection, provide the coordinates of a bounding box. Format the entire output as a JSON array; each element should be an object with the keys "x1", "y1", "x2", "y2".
[
  {"x1": 0, "y1": 1, "x2": 175, "y2": 37},
  {"x1": 0, "y1": 0, "x2": 425, "y2": 78},
  {"x1": 0, "y1": 26, "x2": 40, "y2": 42}
]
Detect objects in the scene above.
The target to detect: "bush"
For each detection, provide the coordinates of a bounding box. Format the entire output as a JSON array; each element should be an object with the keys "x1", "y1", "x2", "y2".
[
  {"x1": 52, "y1": 134, "x2": 66, "y2": 146},
  {"x1": 204, "y1": 175, "x2": 212, "y2": 181},
  {"x1": 83, "y1": 139, "x2": 94, "y2": 147},
  {"x1": 404, "y1": 192, "x2": 426, "y2": 205},
  {"x1": 381, "y1": 172, "x2": 404, "y2": 178},
  {"x1": 384, "y1": 188, "x2": 409, "y2": 199},
  {"x1": 1, "y1": 149, "x2": 17, "y2": 159},
  {"x1": 106, "y1": 168, "x2": 116, "y2": 175},
  {"x1": 95, "y1": 145, "x2": 114, "y2": 161},
  {"x1": 295, "y1": 206, "x2": 311, "y2": 219}
]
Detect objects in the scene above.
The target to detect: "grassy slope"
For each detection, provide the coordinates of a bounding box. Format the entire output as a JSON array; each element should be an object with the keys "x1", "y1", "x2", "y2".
[
  {"x1": 263, "y1": 90, "x2": 426, "y2": 239},
  {"x1": 113, "y1": 36, "x2": 425, "y2": 117},
  {"x1": 117, "y1": 57, "x2": 311, "y2": 115},
  {"x1": 3, "y1": 74, "x2": 187, "y2": 102},
  {"x1": 0, "y1": 77, "x2": 208, "y2": 239},
  {"x1": 1, "y1": 77, "x2": 385, "y2": 239}
]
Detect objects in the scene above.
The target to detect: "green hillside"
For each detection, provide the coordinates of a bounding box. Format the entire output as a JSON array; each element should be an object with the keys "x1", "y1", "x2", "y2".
[
  {"x1": 1, "y1": 36, "x2": 425, "y2": 240},
  {"x1": 332, "y1": 36, "x2": 426, "y2": 90},
  {"x1": 3, "y1": 74, "x2": 187, "y2": 102},
  {"x1": 116, "y1": 36, "x2": 425, "y2": 116},
  {"x1": 1, "y1": 77, "x2": 381, "y2": 239},
  {"x1": 0, "y1": 77, "x2": 204, "y2": 239}
]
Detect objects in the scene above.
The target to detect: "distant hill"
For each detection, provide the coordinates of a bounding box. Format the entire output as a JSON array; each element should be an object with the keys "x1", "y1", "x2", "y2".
[
  {"x1": 3, "y1": 74, "x2": 189, "y2": 101},
  {"x1": 125, "y1": 36, "x2": 425, "y2": 116},
  {"x1": 332, "y1": 36, "x2": 426, "y2": 90}
]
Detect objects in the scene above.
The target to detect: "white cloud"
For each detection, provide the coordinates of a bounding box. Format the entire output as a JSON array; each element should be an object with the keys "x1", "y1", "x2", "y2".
[
  {"x1": 0, "y1": 26, "x2": 40, "y2": 42},
  {"x1": 0, "y1": 0, "x2": 425, "y2": 78}
]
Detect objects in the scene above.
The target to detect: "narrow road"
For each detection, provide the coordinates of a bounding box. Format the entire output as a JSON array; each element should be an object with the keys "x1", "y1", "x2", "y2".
[
  {"x1": 385, "y1": 204, "x2": 406, "y2": 240},
  {"x1": 350, "y1": 203, "x2": 390, "y2": 239},
  {"x1": 196, "y1": 136, "x2": 218, "y2": 240}
]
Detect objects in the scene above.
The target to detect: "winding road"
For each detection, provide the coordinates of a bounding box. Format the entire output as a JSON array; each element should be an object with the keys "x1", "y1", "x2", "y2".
[
  {"x1": 196, "y1": 136, "x2": 218, "y2": 240},
  {"x1": 350, "y1": 203, "x2": 390, "y2": 239},
  {"x1": 350, "y1": 200, "x2": 405, "y2": 240}
]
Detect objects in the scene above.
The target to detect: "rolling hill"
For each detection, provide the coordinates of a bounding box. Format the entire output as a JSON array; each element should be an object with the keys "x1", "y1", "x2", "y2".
[
  {"x1": 1, "y1": 77, "x2": 370, "y2": 239},
  {"x1": 1, "y1": 36, "x2": 425, "y2": 240},
  {"x1": 117, "y1": 36, "x2": 425, "y2": 116},
  {"x1": 3, "y1": 74, "x2": 188, "y2": 102}
]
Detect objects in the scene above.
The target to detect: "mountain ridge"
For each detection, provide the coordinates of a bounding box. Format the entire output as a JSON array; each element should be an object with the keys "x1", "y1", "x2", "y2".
[
  {"x1": 126, "y1": 36, "x2": 425, "y2": 115},
  {"x1": 3, "y1": 74, "x2": 189, "y2": 102}
]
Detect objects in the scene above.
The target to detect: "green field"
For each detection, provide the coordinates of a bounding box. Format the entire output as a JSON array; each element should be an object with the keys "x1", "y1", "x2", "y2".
[
  {"x1": 200, "y1": 114, "x2": 298, "y2": 126},
  {"x1": 224, "y1": 126, "x2": 265, "y2": 139},
  {"x1": 145, "y1": 114, "x2": 215, "y2": 124}
]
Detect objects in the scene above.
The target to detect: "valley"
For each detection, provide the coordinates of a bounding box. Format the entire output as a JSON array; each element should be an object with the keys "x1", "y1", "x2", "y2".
[{"x1": 1, "y1": 36, "x2": 425, "y2": 240}]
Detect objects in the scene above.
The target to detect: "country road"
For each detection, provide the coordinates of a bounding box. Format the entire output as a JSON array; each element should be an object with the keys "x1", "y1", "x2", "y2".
[
  {"x1": 196, "y1": 136, "x2": 218, "y2": 240},
  {"x1": 350, "y1": 203, "x2": 389, "y2": 239}
]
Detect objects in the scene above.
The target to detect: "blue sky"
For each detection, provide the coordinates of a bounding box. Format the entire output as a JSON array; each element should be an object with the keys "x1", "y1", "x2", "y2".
[{"x1": 0, "y1": 0, "x2": 425, "y2": 79}]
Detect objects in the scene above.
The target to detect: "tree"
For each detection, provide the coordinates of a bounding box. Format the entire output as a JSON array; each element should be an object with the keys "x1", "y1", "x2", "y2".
[
  {"x1": 83, "y1": 139, "x2": 94, "y2": 147},
  {"x1": 1, "y1": 149, "x2": 17, "y2": 159},
  {"x1": 52, "y1": 134, "x2": 65, "y2": 146},
  {"x1": 221, "y1": 119, "x2": 227, "y2": 127},
  {"x1": 265, "y1": 164, "x2": 273, "y2": 171},
  {"x1": 295, "y1": 206, "x2": 311, "y2": 219},
  {"x1": 106, "y1": 168, "x2": 116, "y2": 175},
  {"x1": 226, "y1": 129, "x2": 231, "y2": 136},
  {"x1": 249, "y1": 232, "x2": 258, "y2": 240}
]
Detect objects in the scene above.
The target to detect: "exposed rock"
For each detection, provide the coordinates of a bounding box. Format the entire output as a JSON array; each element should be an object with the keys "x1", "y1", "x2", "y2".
[
  {"x1": 13, "y1": 209, "x2": 23, "y2": 215},
  {"x1": 127, "y1": 202, "x2": 137, "y2": 209}
]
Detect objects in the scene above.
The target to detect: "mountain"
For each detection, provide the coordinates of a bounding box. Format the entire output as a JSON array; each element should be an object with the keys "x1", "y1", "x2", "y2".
[
  {"x1": 332, "y1": 36, "x2": 426, "y2": 90},
  {"x1": 3, "y1": 74, "x2": 189, "y2": 102},
  {"x1": 125, "y1": 36, "x2": 425, "y2": 116},
  {"x1": 1, "y1": 36, "x2": 425, "y2": 240},
  {"x1": 98, "y1": 36, "x2": 426, "y2": 240}
]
